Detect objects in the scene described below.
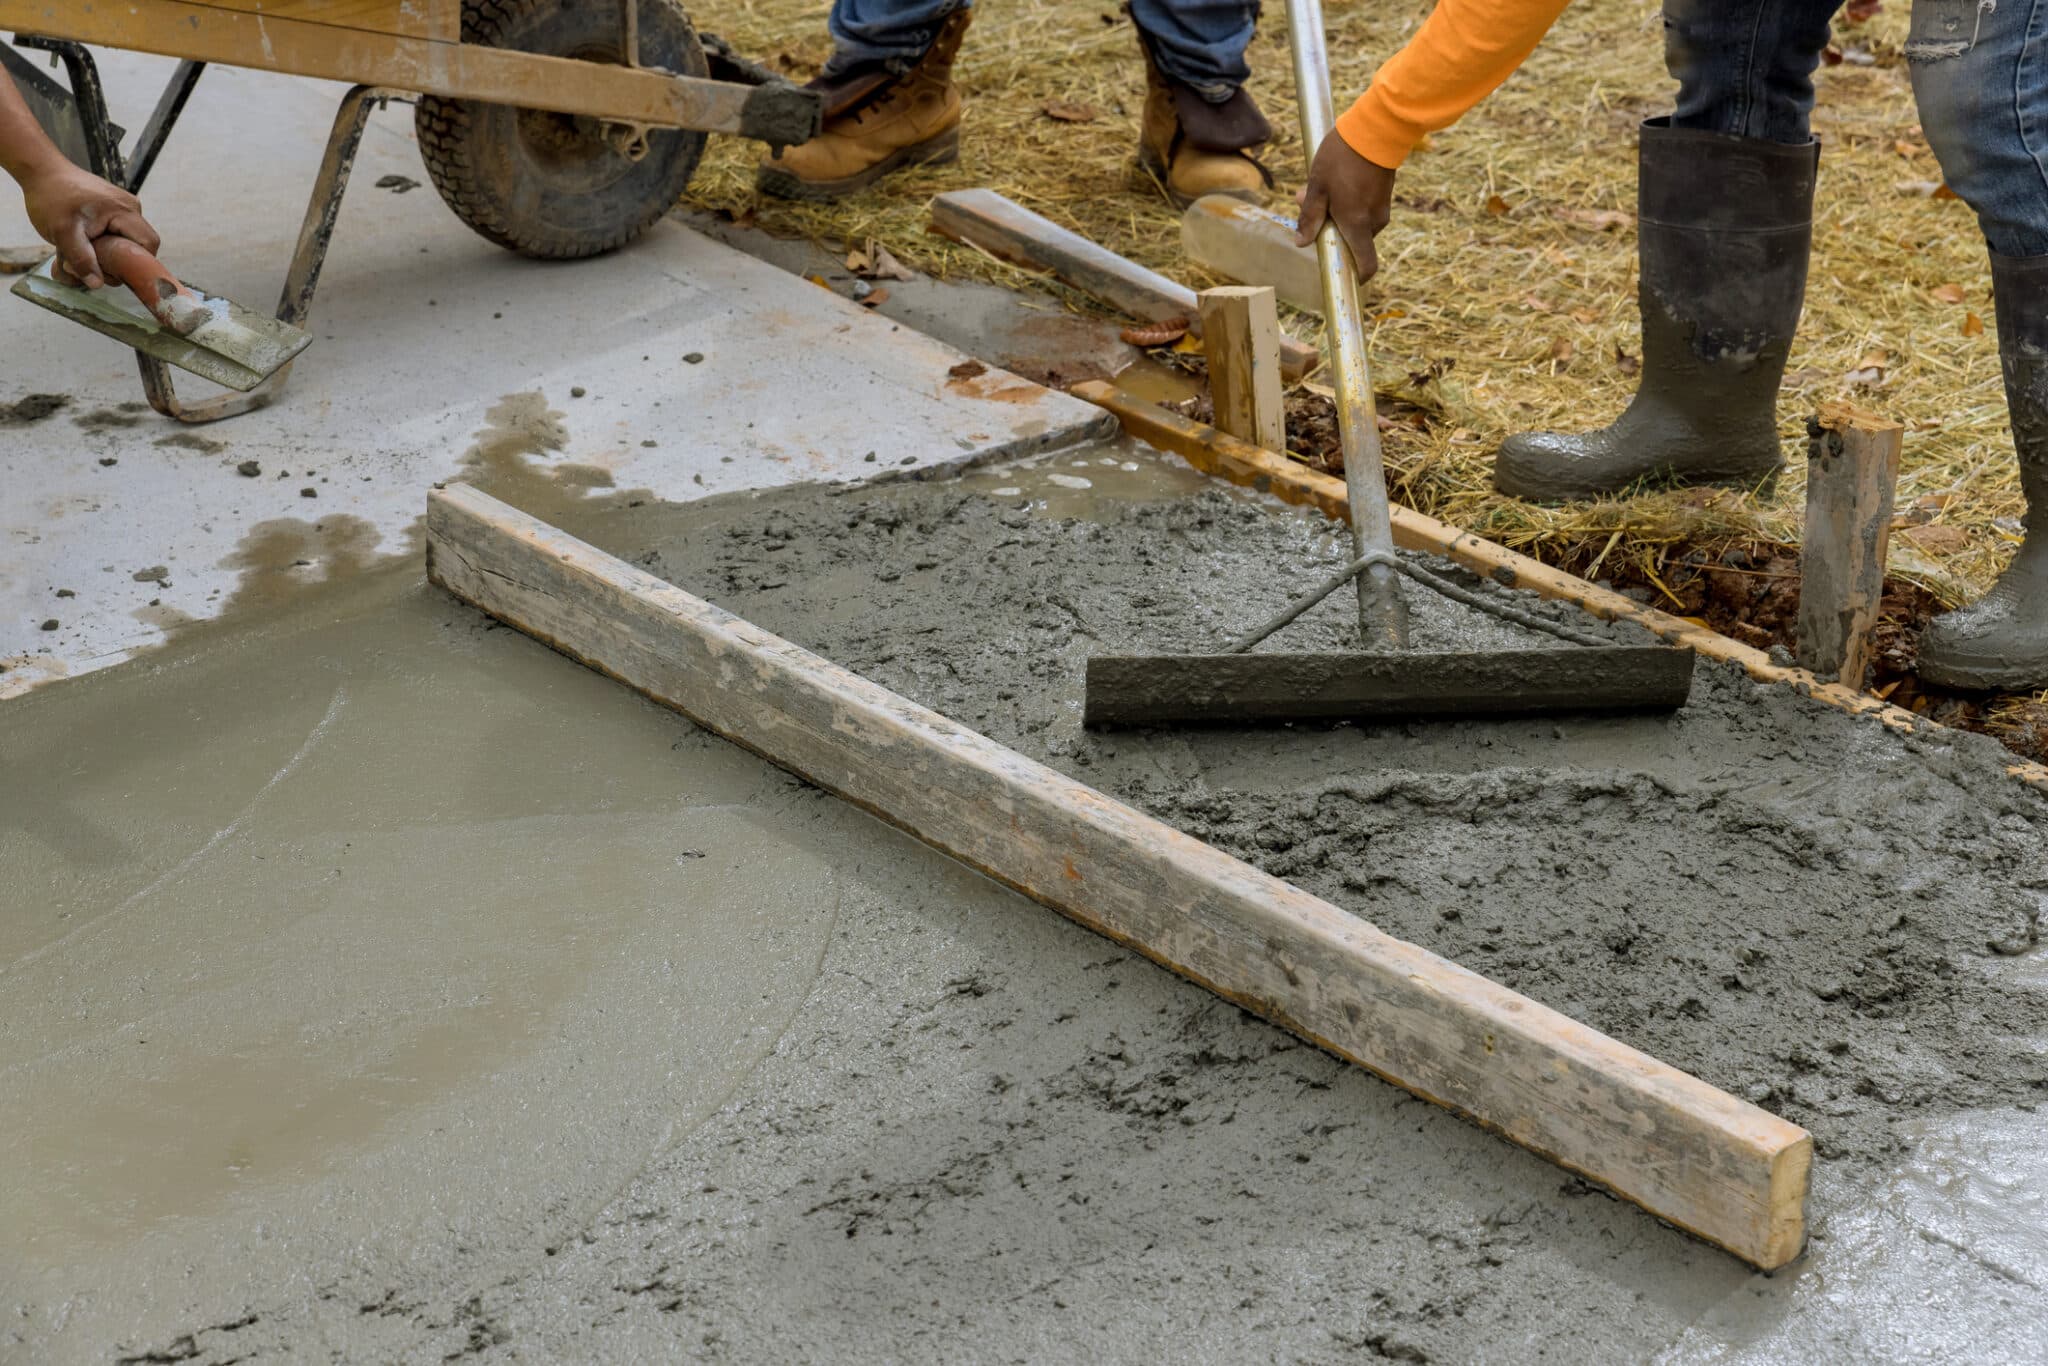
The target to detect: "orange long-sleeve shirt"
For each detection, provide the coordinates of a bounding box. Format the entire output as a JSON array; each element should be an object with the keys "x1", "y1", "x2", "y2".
[{"x1": 1334, "y1": 0, "x2": 1575, "y2": 169}]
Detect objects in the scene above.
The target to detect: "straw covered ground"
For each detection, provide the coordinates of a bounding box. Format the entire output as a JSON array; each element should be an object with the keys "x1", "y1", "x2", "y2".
[{"x1": 686, "y1": 0, "x2": 2040, "y2": 741}]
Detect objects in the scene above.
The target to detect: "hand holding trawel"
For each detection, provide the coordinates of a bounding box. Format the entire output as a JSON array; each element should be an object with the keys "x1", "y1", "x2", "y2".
[{"x1": 1, "y1": 68, "x2": 162, "y2": 290}]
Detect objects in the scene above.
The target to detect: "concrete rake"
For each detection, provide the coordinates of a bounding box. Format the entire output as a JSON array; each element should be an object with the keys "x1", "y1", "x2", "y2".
[{"x1": 1083, "y1": 0, "x2": 1694, "y2": 728}]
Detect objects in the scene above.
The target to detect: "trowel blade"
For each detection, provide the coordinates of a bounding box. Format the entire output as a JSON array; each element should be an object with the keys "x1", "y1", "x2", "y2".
[
  {"x1": 10, "y1": 259, "x2": 310, "y2": 391},
  {"x1": 1083, "y1": 647, "x2": 1696, "y2": 727}
]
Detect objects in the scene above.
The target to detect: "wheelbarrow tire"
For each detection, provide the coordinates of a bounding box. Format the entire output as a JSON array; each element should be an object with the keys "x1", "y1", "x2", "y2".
[{"x1": 416, "y1": 0, "x2": 709, "y2": 259}]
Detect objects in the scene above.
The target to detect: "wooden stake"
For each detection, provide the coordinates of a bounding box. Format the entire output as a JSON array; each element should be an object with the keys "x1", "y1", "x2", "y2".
[
  {"x1": 1198, "y1": 286, "x2": 1286, "y2": 453},
  {"x1": 1797, "y1": 402, "x2": 1903, "y2": 689},
  {"x1": 428, "y1": 482, "x2": 1813, "y2": 1270}
]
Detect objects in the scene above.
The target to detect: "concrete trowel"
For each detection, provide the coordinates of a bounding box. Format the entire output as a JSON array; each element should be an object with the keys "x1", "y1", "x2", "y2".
[
  {"x1": 1082, "y1": 0, "x2": 1695, "y2": 727},
  {"x1": 11, "y1": 233, "x2": 310, "y2": 392}
]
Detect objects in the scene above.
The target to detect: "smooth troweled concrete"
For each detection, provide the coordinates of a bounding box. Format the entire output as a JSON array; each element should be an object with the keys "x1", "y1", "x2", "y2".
[{"x1": 0, "y1": 50, "x2": 1110, "y2": 696}]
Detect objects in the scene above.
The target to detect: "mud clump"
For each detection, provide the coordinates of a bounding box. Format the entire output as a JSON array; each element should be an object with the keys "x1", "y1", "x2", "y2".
[
  {"x1": 631, "y1": 469, "x2": 2048, "y2": 1173},
  {"x1": 0, "y1": 391, "x2": 69, "y2": 426}
]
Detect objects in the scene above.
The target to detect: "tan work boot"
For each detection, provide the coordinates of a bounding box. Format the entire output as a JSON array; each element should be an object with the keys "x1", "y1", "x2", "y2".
[
  {"x1": 757, "y1": 10, "x2": 969, "y2": 200},
  {"x1": 1135, "y1": 48, "x2": 1271, "y2": 209}
]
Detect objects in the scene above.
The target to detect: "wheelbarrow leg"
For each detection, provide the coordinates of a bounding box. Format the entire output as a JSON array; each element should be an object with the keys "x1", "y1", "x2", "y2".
[{"x1": 137, "y1": 84, "x2": 407, "y2": 424}]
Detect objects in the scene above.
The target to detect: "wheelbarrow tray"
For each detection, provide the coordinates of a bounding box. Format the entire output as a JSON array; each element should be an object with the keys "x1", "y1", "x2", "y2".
[{"x1": 0, "y1": 0, "x2": 817, "y2": 143}]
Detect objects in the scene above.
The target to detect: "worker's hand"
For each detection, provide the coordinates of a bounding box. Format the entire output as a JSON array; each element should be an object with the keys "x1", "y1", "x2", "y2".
[
  {"x1": 19, "y1": 159, "x2": 159, "y2": 290},
  {"x1": 1294, "y1": 131, "x2": 1396, "y2": 283}
]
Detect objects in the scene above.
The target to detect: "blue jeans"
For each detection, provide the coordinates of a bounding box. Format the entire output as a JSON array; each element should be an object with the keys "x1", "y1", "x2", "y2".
[
  {"x1": 824, "y1": 0, "x2": 1258, "y2": 101},
  {"x1": 1661, "y1": 0, "x2": 2048, "y2": 255}
]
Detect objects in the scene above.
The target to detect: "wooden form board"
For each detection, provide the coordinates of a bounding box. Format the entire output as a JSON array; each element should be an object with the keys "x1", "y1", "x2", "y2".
[
  {"x1": 426, "y1": 482, "x2": 1812, "y2": 1269},
  {"x1": 929, "y1": 189, "x2": 1321, "y2": 382},
  {"x1": 0, "y1": 0, "x2": 754, "y2": 132},
  {"x1": 1070, "y1": 380, "x2": 2048, "y2": 795}
]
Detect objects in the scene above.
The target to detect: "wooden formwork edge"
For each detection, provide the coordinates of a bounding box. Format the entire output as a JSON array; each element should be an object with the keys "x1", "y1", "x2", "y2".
[
  {"x1": 425, "y1": 482, "x2": 1812, "y2": 1269},
  {"x1": 1072, "y1": 380, "x2": 2048, "y2": 795}
]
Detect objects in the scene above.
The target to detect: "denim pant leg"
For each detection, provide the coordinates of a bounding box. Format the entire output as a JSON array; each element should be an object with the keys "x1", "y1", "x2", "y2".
[
  {"x1": 824, "y1": 0, "x2": 966, "y2": 78},
  {"x1": 1909, "y1": 0, "x2": 2048, "y2": 257},
  {"x1": 1128, "y1": 0, "x2": 1260, "y2": 101},
  {"x1": 1661, "y1": 0, "x2": 1844, "y2": 142}
]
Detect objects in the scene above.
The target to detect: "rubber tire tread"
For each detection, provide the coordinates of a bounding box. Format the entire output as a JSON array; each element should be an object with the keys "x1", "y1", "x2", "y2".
[{"x1": 416, "y1": 0, "x2": 708, "y2": 259}]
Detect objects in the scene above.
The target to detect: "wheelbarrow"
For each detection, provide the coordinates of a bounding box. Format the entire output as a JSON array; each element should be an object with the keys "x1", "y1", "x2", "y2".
[{"x1": 0, "y1": 0, "x2": 821, "y2": 422}]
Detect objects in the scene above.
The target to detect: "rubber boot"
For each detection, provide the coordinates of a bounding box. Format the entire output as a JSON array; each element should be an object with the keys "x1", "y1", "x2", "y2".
[
  {"x1": 1494, "y1": 122, "x2": 1818, "y2": 501},
  {"x1": 757, "y1": 10, "x2": 968, "y2": 201},
  {"x1": 1917, "y1": 252, "x2": 2048, "y2": 691},
  {"x1": 1135, "y1": 46, "x2": 1271, "y2": 210}
]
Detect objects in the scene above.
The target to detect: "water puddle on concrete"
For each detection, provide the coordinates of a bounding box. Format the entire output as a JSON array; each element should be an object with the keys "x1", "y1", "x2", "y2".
[
  {"x1": 955, "y1": 438, "x2": 1217, "y2": 521},
  {"x1": 0, "y1": 568, "x2": 857, "y2": 1344}
]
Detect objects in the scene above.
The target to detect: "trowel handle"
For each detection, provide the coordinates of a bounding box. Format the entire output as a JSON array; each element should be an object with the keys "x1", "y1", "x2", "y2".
[{"x1": 91, "y1": 234, "x2": 205, "y2": 335}]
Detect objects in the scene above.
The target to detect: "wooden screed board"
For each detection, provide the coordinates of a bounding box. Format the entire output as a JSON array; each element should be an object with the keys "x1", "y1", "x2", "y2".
[{"x1": 425, "y1": 483, "x2": 1812, "y2": 1269}]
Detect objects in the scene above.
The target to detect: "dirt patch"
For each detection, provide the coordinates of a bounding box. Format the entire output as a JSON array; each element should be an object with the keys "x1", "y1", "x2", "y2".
[{"x1": 0, "y1": 392, "x2": 70, "y2": 426}]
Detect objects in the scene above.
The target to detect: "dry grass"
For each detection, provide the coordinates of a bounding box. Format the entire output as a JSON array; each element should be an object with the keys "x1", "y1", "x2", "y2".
[{"x1": 687, "y1": 0, "x2": 2020, "y2": 604}]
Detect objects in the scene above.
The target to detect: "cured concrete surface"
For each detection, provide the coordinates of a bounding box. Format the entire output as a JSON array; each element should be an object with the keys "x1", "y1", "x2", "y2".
[
  {"x1": 9, "y1": 451, "x2": 2046, "y2": 1363},
  {"x1": 0, "y1": 49, "x2": 1111, "y2": 696}
]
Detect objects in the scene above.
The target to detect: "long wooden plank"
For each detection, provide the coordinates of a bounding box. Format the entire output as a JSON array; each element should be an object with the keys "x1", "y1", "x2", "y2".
[
  {"x1": 0, "y1": 0, "x2": 755, "y2": 132},
  {"x1": 1071, "y1": 379, "x2": 2048, "y2": 794},
  {"x1": 929, "y1": 189, "x2": 1321, "y2": 381},
  {"x1": 426, "y1": 482, "x2": 1812, "y2": 1269}
]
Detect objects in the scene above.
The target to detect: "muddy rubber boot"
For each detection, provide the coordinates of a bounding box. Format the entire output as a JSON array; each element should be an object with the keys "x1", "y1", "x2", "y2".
[
  {"x1": 756, "y1": 9, "x2": 968, "y2": 201},
  {"x1": 1917, "y1": 253, "x2": 2048, "y2": 691},
  {"x1": 1135, "y1": 47, "x2": 1272, "y2": 210},
  {"x1": 1494, "y1": 122, "x2": 1818, "y2": 501}
]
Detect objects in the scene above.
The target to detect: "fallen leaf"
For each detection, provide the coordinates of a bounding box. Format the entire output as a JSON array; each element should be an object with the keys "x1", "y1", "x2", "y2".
[
  {"x1": 1042, "y1": 99, "x2": 1099, "y2": 123},
  {"x1": 1483, "y1": 194, "x2": 1510, "y2": 217},
  {"x1": 1847, "y1": 346, "x2": 1891, "y2": 387},
  {"x1": 803, "y1": 273, "x2": 832, "y2": 289},
  {"x1": 1893, "y1": 139, "x2": 1919, "y2": 158},
  {"x1": 1845, "y1": 0, "x2": 1883, "y2": 18},
  {"x1": 1171, "y1": 333, "x2": 1205, "y2": 355},
  {"x1": 1547, "y1": 338, "x2": 1574, "y2": 371},
  {"x1": 1963, "y1": 311, "x2": 1985, "y2": 337},
  {"x1": 947, "y1": 359, "x2": 988, "y2": 380},
  {"x1": 1933, "y1": 183, "x2": 1961, "y2": 201},
  {"x1": 1615, "y1": 344, "x2": 1640, "y2": 375},
  {"x1": 1929, "y1": 282, "x2": 1966, "y2": 304},
  {"x1": 1556, "y1": 207, "x2": 1633, "y2": 232},
  {"x1": 1913, "y1": 492, "x2": 1954, "y2": 513},
  {"x1": 847, "y1": 237, "x2": 914, "y2": 281},
  {"x1": 1521, "y1": 295, "x2": 1555, "y2": 313},
  {"x1": 1570, "y1": 307, "x2": 1602, "y2": 325},
  {"x1": 1821, "y1": 44, "x2": 1844, "y2": 65},
  {"x1": 1902, "y1": 524, "x2": 1970, "y2": 553},
  {"x1": 1119, "y1": 316, "x2": 1189, "y2": 346},
  {"x1": 858, "y1": 287, "x2": 890, "y2": 308}
]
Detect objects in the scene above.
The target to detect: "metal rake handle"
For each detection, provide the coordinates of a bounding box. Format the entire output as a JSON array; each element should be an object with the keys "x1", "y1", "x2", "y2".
[{"x1": 1283, "y1": 0, "x2": 1409, "y2": 649}]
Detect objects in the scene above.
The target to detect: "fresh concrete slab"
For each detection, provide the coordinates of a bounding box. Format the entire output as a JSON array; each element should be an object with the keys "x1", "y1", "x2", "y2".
[
  {"x1": 8, "y1": 455, "x2": 2046, "y2": 1363},
  {"x1": 0, "y1": 51, "x2": 1111, "y2": 696}
]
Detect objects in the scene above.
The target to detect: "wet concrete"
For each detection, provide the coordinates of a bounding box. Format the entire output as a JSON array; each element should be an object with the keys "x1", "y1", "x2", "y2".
[{"x1": 9, "y1": 452, "x2": 2048, "y2": 1361}]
